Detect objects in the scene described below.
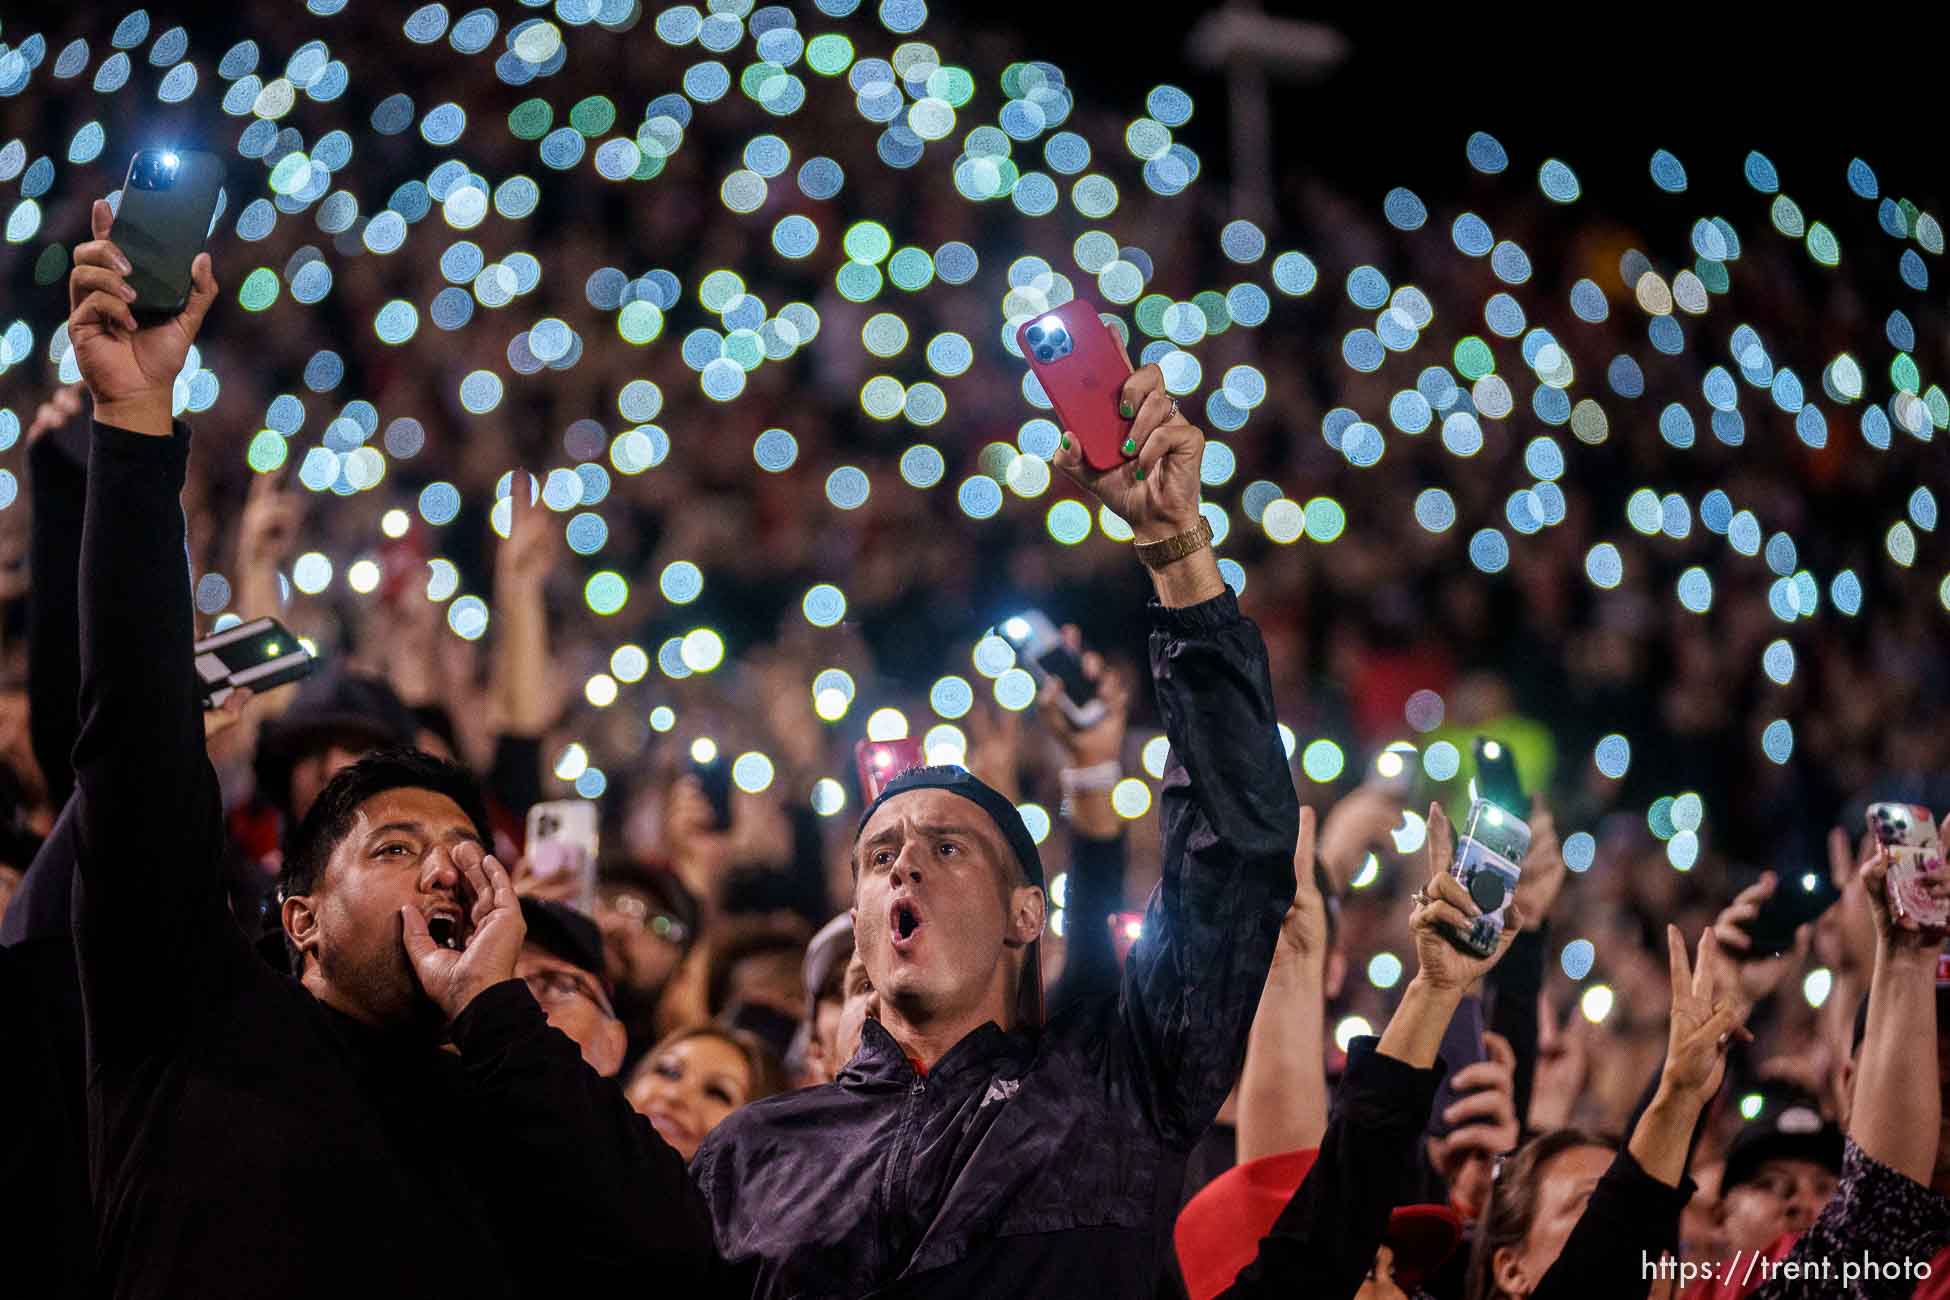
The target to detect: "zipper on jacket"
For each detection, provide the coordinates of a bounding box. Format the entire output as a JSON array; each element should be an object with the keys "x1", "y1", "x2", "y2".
[{"x1": 878, "y1": 1068, "x2": 927, "y2": 1279}]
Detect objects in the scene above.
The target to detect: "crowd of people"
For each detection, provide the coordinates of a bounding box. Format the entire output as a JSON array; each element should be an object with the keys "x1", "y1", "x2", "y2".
[
  {"x1": 3, "y1": 4, "x2": 1950, "y2": 1298},
  {"x1": 1, "y1": 194, "x2": 1947, "y2": 1298}
]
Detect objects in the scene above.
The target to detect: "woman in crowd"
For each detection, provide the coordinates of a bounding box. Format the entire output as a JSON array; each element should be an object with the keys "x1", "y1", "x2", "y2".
[{"x1": 625, "y1": 1025, "x2": 788, "y2": 1162}]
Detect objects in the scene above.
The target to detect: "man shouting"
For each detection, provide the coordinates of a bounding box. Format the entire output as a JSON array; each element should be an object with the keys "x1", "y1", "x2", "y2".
[
  {"x1": 692, "y1": 364, "x2": 1301, "y2": 1297},
  {"x1": 64, "y1": 202, "x2": 712, "y2": 1299}
]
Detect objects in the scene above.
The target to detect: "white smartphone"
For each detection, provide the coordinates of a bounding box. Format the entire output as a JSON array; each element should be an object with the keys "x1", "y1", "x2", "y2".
[
  {"x1": 193, "y1": 617, "x2": 316, "y2": 709},
  {"x1": 526, "y1": 800, "x2": 600, "y2": 916}
]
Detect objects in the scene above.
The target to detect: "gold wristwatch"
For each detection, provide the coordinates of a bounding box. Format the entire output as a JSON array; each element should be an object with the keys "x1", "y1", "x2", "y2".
[{"x1": 1132, "y1": 517, "x2": 1214, "y2": 570}]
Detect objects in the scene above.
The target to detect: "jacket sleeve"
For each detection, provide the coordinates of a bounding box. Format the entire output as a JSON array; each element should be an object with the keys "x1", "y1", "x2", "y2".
[
  {"x1": 1488, "y1": 922, "x2": 1545, "y2": 1129},
  {"x1": 1215, "y1": 1038, "x2": 1445, "y2": 1300},
  {"x1": 1048, "y1": 830, "x2": 1127, "y2": 1015},
  {"x1": 1746, "y1": 1137, "x2": 1950, "y2": 1300},
  {"x1": 449, "y1": 979, "x2": 719, "y2": 1291},
  {"x1": 70, "y1": 422, "x2": 236, "y2": 1060},
  {"x1": 27, "y1": 429, "x2": 87, "y2": 810},
  {"x1": 1527, "y1": 1148, "x2": 1694, "y2": 1300},
  {"x1": 1117, "y1": 590, "x2": 1299, "y2": 1145}
]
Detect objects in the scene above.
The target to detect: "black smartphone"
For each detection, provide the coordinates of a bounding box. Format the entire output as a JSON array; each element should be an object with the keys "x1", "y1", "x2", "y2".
[
  {"x1": 1472, "y1": 736, "x2": 1527, "y2": 817},
  {"x1": 116, "y1": 149, "x2": 225, "y2": 324},
  {"x1": 193, "y1": 617, "x2": 316, "y2": 709},
  {"x1": 690, "y1": 748, "x2": 733, "y2": 831},
  {"x1": 1738, "y1": 866, "x2": 1842, "y2": 958},
  {"x1": 995, "y1": 610, "x2": 1104, "y2": 729}
]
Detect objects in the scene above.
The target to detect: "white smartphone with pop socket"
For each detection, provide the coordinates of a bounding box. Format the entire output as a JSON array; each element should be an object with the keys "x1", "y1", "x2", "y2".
[
  {"x1": 526, "y1": 800, "x2": 600, "y2": 916},
  {"x1": 996, "y1": 610, "x2": 1107, "y2": 729}
]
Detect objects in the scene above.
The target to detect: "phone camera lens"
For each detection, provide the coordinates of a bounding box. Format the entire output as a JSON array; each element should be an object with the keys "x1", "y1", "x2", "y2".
[
  {"x1": 1026, "y1": 325, "x2": 1045, "y2": 345},
  {"x1": 1036, "y1": 346, "x2": 1055, "y2": 363}
]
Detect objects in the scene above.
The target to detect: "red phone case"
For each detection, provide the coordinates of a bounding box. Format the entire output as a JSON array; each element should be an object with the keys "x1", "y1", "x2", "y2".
[
  {"x1": 855, "y1": 737, "x2": 926, "y2": 804},
  {"x1": 1015, "y1": 300, "x2": 1134, "y2": 472}
]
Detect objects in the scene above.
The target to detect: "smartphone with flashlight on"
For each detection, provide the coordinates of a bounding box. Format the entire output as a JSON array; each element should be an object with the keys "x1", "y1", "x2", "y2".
[
  {"x1": 1366, "y1": 744, "x2": 1419, "y2": 800},
  {"x1": 1014, "y1": 299, "x2": 1134, "y2": 472},
  {"x1": 995, "y1": 611, "x2": 1106, "y2": 729},
  {"x1": 116, "y1": 149, "x2": 226, "y2": 325},
  {"x1": 855, "y1": 736, "x2": 925, "y2": 804},
  {"x1": 1867, "y1": 802, "x2": 1948, "y2": 930},
  {"x1": 1471, "y1": 736, "x2": 1528, "y2": 818},
  {"x1": 194, "y1": 617, "x2": 317, "y2": 710},
  {"x1": 1738, "y1": 864, "x2": 1843, "y2": 958},
  {"x1": 1439, "y1": 798, "x2": 1530, "y2": 958},
  {"x1": 686, "y1": 739, "x2": 734, "y2": 831},
  {"x1": 525, "y1": 800, "x2": 600, "y2": 915}
]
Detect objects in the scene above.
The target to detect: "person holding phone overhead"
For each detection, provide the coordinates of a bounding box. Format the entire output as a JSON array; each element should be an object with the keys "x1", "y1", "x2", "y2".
[
  {"x1": 690, "y1": 350, "x2": 1300, "y2": 1298},
  {"x1": 62, "y1": 199, "x2": 715, "y2": 1299}
]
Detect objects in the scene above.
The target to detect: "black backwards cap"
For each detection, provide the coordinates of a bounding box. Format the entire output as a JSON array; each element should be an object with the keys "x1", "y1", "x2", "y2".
[{"x1": 855, "y1": 764, "x2": 1046, "y2": 1026}]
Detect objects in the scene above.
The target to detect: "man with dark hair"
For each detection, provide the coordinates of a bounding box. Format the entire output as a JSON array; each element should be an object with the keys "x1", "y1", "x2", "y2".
[
  {"x1": 691, "y1": 364, "x2": 1301, "y2": 1298},
  {"x1": 62, "y1": 215, "x2": 711, "y2": 1299}
]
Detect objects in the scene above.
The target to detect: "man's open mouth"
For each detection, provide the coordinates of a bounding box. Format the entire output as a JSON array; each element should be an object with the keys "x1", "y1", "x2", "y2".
[
  {"x1": 425, "y1": 904, "x2": 467, "y2": 952},
  {"x1": 889, "y1": 898, "x2": 924, "y2": 952}
]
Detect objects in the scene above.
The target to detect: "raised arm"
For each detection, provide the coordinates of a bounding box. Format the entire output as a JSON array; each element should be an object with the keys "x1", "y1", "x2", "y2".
[
  {"x1": 1741, "y1": 834, "x2": 1950, "y2": 1300},
  {"x1": 66, "y1": 199, "x2": 230, "y2": 1045},
  {"x1": 1523, "y1": 926, "x2": 1749, "y2": 1300},
  {"x1": 1846, "y1": 840, "x2": 1944, "y2": 1182},
  {"x1": 25, "y1": 384, "x2": 88, "y2": 811},
  {"x1": 1214, "y1": 837, "x2": 1527, "y2": 1299},
  {"x1": 1236, "y1": 807, "x2": 1329, "y2": 1160},
  {"x1": 1039, "y1": 630, "x2": 1131, "y2": 1015},
  {"x1": 491, "y1": 472, "x2": 557, "y2": 741},
  {"x1": 1054, "y1": 362, "x2": 1299, "y2": 1142}
]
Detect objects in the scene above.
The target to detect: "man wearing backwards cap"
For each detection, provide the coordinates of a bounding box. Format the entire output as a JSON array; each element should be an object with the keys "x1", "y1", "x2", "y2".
[{"x1": 691, "y1": 363, "x2": 1301, "y2": 1299}]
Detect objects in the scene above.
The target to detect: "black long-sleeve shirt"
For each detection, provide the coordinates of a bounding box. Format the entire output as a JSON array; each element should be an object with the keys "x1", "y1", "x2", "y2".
[
  {"x1": 691, "y1": 590, "x2": 1300, "y2": 1299},
  {"x1": 1528, "y1": 1148, "x2": 1695, "y2": 1300},
  {"x1": 70, "y1": 421, "x2": 715, "y2": 1299},
  {"x1": 0, "y1": 418, "x2": 95, "y2": 1299},
  {"x1": 27, "y1": 419, "x2": 86, "y2": 809},
  {"x1": 1214, "y1": 1038, "x2": 1446, "y2": 1300}
]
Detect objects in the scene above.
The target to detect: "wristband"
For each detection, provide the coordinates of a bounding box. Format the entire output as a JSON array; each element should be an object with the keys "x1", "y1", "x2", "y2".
[
  {"x1": 1060, "y1": 760, "x2": 1123, "y2": 801},
  {"x1": 1132, "y1": 517, "x2": 1214, "y2": 570}
]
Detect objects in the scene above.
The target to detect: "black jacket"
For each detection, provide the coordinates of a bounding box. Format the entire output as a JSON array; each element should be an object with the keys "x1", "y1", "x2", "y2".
[
  {"x1": 70, "y1": 421, "x2": 714, "y2": 1299},
  {"x1": 691, "y1": 591, "x2": 1300, "y2": 1298},
  {"x1": 1215, "y1": 1038, "x2": 1446, "y2": 1300},
  {"x1": 0, "y1": 420, "x2": 92, "y2": 1299}
]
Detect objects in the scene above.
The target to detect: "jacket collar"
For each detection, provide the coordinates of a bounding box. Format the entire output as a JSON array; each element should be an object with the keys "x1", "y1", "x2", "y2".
[{"x1": 842, "y1": 1016, "x2": 1038, "y2": 1089}]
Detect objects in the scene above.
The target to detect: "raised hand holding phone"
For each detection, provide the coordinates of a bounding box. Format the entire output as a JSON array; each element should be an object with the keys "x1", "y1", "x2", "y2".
[
  {"x1": 69, "y1": 196, "x2": 219, "y2": 437},
  {"x1": 1051, "y1": 359, "x2": 1225, "y2": 607},
  {"x1": 1414, "y1": 801, "x2": 1526, "y2": 990},
  {"x1": 1711, "y1": 871, "x2": 1813, "y2": 1013}
]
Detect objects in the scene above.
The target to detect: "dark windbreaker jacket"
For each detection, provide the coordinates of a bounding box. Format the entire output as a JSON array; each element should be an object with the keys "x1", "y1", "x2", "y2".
[{"x1": 691, "y1": 590, "x2": 1301, "y2": 1299}]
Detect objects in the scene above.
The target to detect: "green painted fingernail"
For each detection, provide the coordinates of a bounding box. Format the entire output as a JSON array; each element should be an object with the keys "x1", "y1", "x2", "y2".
[
  {"x1": 1121, "y1": 437, "x2": 1137, "y2": 456},
  {"x1": 1133, "y1": 468, "x2": 1146, "y2": 481},
  {"x1": 1060, "y1": 434, "x2": 1070, "y2": 449},
  {"x1": 1119, "y1": 400, "x2": 1135, "y2": 420}
]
